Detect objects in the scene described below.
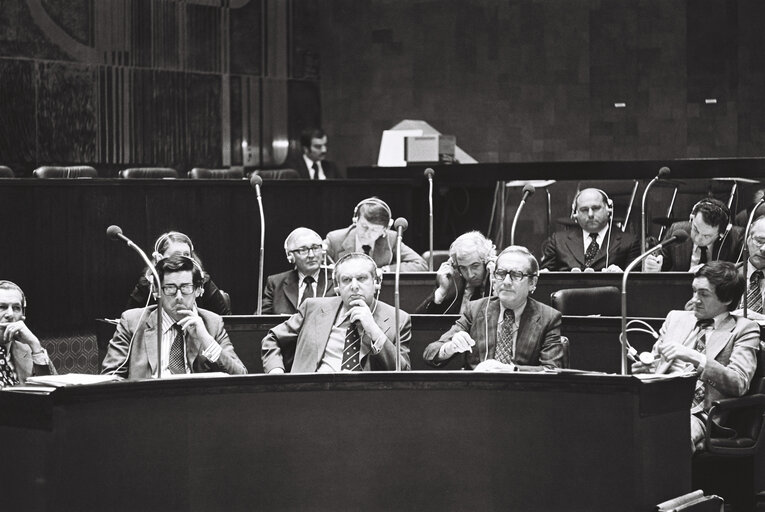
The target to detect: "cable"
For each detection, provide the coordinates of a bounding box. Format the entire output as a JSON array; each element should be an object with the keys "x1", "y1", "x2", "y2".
[{"x1": 106, "y1": 285, "x2": 153, "y2": 377}]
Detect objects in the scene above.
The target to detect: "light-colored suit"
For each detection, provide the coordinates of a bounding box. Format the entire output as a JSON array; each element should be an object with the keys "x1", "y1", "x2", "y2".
[
  {"x1": 101, "y1": 306, "x2": 247, "y2": 379},
  {"x1": 652, "y1": 310, "x2": 759, "y2": 411},
  {"x1": 261, "y1": 296, "x2": 411, "y2": 373},
  {"x1": 324, "y1": 225, "x2": 428, "y2": 272},
  {"x1": 423, "y1": 297, "x2": 565, "y2": 371},
  {"x1": 8, "y1": 341, "x2": 56, "y2": 383}
]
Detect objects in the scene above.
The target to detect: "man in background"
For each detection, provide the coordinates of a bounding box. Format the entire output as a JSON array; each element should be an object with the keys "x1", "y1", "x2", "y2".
[{"x1": 287, "y1": 127, "x2": 341, "y2": 180}]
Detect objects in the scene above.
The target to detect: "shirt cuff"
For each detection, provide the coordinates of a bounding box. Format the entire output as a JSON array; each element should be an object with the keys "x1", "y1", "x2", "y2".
[
  {"x1": 202, "y1": 341, "x2": 222, "y2": 363},
  {"x1": 370, "y1": 334, "x2": 388, "y2": 355},
  {"x1": 696, "y1": 354, "x2": 707, "y2": 374},
  {"x1": 31, "y1": 348, "x2": 49, "y2": 365}
]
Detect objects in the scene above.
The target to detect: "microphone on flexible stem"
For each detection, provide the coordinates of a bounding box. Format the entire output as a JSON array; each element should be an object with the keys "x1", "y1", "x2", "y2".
[
  {"x1": 620, "y1": 229, "x2": 689, "y2": 375},
  {"x1": 742, "y1": 197, "x2": 765, "y2": 319},
  {"x1": 107, "y1": 225, "x2": 164, "y2": 378},
  {"x1": 510, "y1": 184, "x2": 535, "y2": 245},
  {"x1": 424, "y1": 168, "x2": 435, "y2": 271},
  {"x1": 393, "y1": 217, "x2": 408, "y2": 372},
  {"x1": 250, "y1": 174, "x2": 266, "y2": 315},
  {"x1": 641, "y1": 166, "x2": 670, "y2": 251}
]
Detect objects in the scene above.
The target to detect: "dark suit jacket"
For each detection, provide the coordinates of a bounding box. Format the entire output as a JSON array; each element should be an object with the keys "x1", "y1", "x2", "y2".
[
  {"x1": 414, "y1": 277, "x2": 488, "y2": 314},
  {"x1": 324, "y1": 225, "x2": 428, "y2": 272},
  {"x1": 9, "y1": 340, "x2": 56, "y2": 384},
  {"x1": 261, "y1": 296, "x2": 411, "y2": 373},
  {"x1": 661, "y1": 221, "x2": 744, "y2": 271},
  {"x1": 423, "y1": 297, "x2": 565, "y2": 371},
  {"x1": 261, "y1": 268, "x2": 336, "y2": 315},
  {"x1": 101, "y1": 306, "x2": 247, "y2": 379},
  {"x1": 540, "y1": 228, "x2": 641, "y2": 271},
  {"x1": 286, "y1": 155, "x2": 341, "y2": 179}
]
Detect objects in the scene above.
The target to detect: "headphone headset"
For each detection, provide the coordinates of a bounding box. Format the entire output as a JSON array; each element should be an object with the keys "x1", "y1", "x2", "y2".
[
  {"x1": 284, "y1": 230, "x2": 329, "y2": 265},
  {"x1": 0, "y1": 280, "x2": 27, "y2": 314},
  {"x1": 332, "y1": 252, "x2": 384, "y2": 292},
  {"x1": 352, "y1": 197, "x2": 393, "y2": 230},
  {"x1": 689, "y1": 198, "x2": 729, "y2": 233},
  {"x1": 153, "y1": 231, "x2": 195, "y2": 262},
  {"x1": 151, "y1": 255, "x2": 205, "y2": 299},
  {"x1": 570, "y1": 188, "x2": 614, "y2": 220}
]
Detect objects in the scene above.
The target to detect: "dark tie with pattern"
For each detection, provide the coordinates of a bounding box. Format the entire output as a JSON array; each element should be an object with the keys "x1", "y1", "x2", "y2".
[
  {"x1": 362, "y1": 245, "x2": 372, "y2": 256},
  {"x1": 168, "y1": 324, "x2": 186, "y2": 374},
  {"x1": 584, "y1": 233, "x2": 599, "y2": 267},
  {"x1": 747, "y1": 270, "x2": 764, "y2": 314},
  {"x1": 699, "y1": 246, "x2": 708, "y2": 264},
  {"x1": 341, "y1": 322, "x2": 362, "y2": 371},
  {"x1": 0, "y1": 345, "x2": 19, "y2": 387},
  {"x1": 691, "y1": 319, "x2": 714, "y2": 413},
  {"x1": 311, "y1": 162, "x2": 319, "y2": 180},
  {"x1": 301, "y1": 275, "x2": 315, "y2": 305},
  {"x1": 494, "y1": 309, "x2": 516, "y2": 364}
]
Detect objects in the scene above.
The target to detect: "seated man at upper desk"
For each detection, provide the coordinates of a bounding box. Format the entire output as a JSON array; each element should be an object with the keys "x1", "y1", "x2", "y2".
[
  {"x1": 261, "y1": 252, "x2": 411, "y2": 373},
  {"x1": 261, "y1": 227, "x2": 335, "y2": 314},
  {"x1": 423, "y1": 246, "x2": 565, "y2": 372},
  {"x1": 540, "y1": 188, "x2": 640, "y2": 272},
  {"x1": 632, "y1": 261, "x2": 759, "y2": 453},
  {"x1": 102, "y1": 255, "x2": 247, "y2": 379},
  {"x1": 740, "y1": 215, "x2": 765, "y2": 316},
  {"x1": 644, "y1": 198, "x2": 744, "y2": 272},
  {"x1": 0, "y1": 280, "x2": 55, "y2": 387},
  {"x1": 415, "y1": 231, "x2": 496, "y2": 314},
  {"x1": 285, "y1": 127, "x2": 341, "y2": 180},
  {"x1": 324, "y1": 197, "x2": 427, "y2": 272}
]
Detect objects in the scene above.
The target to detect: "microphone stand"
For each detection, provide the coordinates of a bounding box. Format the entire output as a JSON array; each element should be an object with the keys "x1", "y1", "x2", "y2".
[
  {"x1": 393, "y1": 218, "x2": 408, "y2": 372},
  {"x1": 253, "y1": 178, "x2": 266, "y2": 315},
  {"x1": 510, "y1": 185, "x2": 534, "y2": 246},
  {"x1": 425, "y1": 169, "x2": 434, "y2": 271},
  {"x1": 742, "y1": 198, "x2": 765, "y2": 319},
  {"x1": 641, "y1": 176, "x2": 660, "y2": 251}
]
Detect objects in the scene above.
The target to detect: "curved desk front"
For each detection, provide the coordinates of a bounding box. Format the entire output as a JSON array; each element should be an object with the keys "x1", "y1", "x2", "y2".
[{"x1": 0, "y1": 372, "x2": 695, "y2": 512}]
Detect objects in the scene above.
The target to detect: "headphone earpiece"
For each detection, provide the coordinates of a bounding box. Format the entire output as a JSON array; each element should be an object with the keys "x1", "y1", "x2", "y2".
[
  {"x1": 571, "y1": 188, "x2": 613, "y2": 220},
  {"x1": 352, "y1": 197, "x2": 394, "y2": 230},
  {"x1": 154, "y1": 231, "x2": 194, "y2": 256}
]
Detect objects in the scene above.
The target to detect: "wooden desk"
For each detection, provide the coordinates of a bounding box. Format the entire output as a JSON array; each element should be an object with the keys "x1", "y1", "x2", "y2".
[{"x1": 0, "y1": 372, "x2": 695, "y2": 512}]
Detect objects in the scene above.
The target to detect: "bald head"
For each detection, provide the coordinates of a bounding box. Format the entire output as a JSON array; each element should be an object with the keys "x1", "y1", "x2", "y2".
[{"x1": 574, "y1": 188, "x2": 611, "y2": 233}]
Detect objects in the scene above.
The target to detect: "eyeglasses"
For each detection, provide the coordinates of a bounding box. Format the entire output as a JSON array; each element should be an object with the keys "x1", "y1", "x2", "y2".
[
  {"x1": 493, "y1": 269, "x2": 535, "y2": 282},
  {"x1": 290, "y1": 244, "x2": 323, "y2": 257},
  {"x1": 161, "y1": 283, "x2": 196, "y2": 296},
  {"x1": 751, "y1": 237, "x2": 765, "y2": 247}
]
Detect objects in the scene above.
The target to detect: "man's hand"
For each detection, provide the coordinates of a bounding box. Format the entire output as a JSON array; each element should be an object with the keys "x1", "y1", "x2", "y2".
[
  {"x1": 602, "y1": 264, "x2": 624, "y2": 273},
  {"x1": 474, "y1": 358, "x2": 516, "y2": 372},
  {"x1": 348, "y1": 299, "x2": 384, "y2": 340},
  {"x1": 434, "y1": 260, "x2": 458, "y2": 302},
  {"x1": 659, "y1": 342, "x2": 704, "y2": 367},
  {"x1": 440, "y1": 331, "x2": 475, "y2": 359},
  {"x1": 0, "y1": 320, "x2": 41, "y2": 351},
  {"x1": 630, "y1": 359, "x2": 656, "y2": 374},
  {"x1": 176, "y1": 309, "x2": 214, "y2": 351},
  {"x1": 642, "y1": 254, "x2": 663, "y2": 272}
]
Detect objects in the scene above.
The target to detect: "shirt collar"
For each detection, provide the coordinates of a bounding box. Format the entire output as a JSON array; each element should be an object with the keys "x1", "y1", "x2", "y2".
[
  {"x1": 297, "y1": 269, "x2": 321, "y2": 283},
  {"x1": 303, "y1": 154, "x2": 319, "y2": 173},
  {"x1": 582, "y1": 225, "x2": 609, "y2": 244},
  {"x1": 706, "y1": 311, "x2": 729, "y2": 330},
  {"x1": 499, "y1": 300, "x2": 527, "y2": 324},
  {"x1": 161, "y1": 309, "x2": 179, "y2": 336}
]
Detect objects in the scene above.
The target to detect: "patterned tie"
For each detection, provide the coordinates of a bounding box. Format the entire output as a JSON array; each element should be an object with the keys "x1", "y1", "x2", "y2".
[
  {"x1": 0, "y1": 345, "x2": 19, "y2": 387},
  {"x1": 311, "y1": 162, "x2": 319, "y2": 180},
  {"x1": 168, "y1": 324, "x2": 186, "y2": 374},
  {"x1": 584, "y1": 233, "x2": 599, "y2": 267},
  {"x1": 699, "y1": 246, "x2": 708, "y2": 264},
  {"x1": 494, "y1": 309, "x2": 516, "y2": 364},
  {"x1": 747, "y1": 270, "x2": 764, "y2": 314},
  {"x1": 361, "y1": 245, "x2": 372, "y2": 256},
  {"x1": 691, "y1": 319, "x2": 714, "y2": 413},
  {"x1": 301, "y1": 275, "x2": 315, "y2": 305},
  {"x1": 341, "y1": 322, "x2": 362, "y2": 371}
]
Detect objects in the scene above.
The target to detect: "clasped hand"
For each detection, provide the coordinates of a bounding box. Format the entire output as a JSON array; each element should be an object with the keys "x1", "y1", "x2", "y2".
[
  {"x1": 0, "y1": 319, "x2": 38, "y2": 347},
  {"x1": 348, "y1": 299, "x2": 383, "y2": 338}
]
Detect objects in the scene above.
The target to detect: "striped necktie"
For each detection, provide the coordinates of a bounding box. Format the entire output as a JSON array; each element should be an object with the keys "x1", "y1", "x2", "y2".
[
  {"x1": 691, "y1": 319, "x2": 713, "y2": 413},
  {"x1": 494, "y1": 309, "x2": 516, "y2": 364},
  {"x1": 341, "y1": 322, "x2": 362, "y2": 371},
  {"x1": 747, "y1": 270, "x2": 763, "y2": 314}
]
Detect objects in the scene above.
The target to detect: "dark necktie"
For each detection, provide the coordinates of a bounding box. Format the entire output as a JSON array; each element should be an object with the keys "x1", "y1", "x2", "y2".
[
  {"x1": 691, "y1": 319, "x2": 713, "y2": 412},
  {"x1": 584, "y1": 233, "x2": 599, "y2": 267},
  {"x1": 311, "y1": 162, "x2": 319, "y2": 180},
  {"x1": 747, "y1": 270, "x2": 763, "y2": 313},
  {"x1": 494, "y1": 309, "x2": 516, "y2": 364},
  {"x1": 341, "y1": 322, "x2": 362, "y2": 371},
  {"x1": 300, "y1": 275, "x2": 315, "y2": 305},
  {"x1": 362, "y1": 245, "x2": 372, "y2": 256},
  {"x1": 699, "y1": 246, "x2": 708, "y2": 264},
  {"x1": 168, "y1": 324, "x2": 186, "y2": 374},
  {"x1": 0, "y1": 345, "x2": 19, "y2": 387}
]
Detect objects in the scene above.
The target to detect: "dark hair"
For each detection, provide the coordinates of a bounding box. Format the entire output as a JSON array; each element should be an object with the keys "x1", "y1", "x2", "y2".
[
  {"x1": 694, "y1": 260, "x2": 744, "y2": 310},
  {"x1": 356, "y1": 198, "x2": 391, "y2": 226},
  {"x1": 691, "y1": 198, "x2": 729, "y2": 233},
  {"x1": 156, "y1": 254, "x2": 204, "y2": 288},
  {"x1": 300, "y1": 128, "x2": 326, "y2": 149}
]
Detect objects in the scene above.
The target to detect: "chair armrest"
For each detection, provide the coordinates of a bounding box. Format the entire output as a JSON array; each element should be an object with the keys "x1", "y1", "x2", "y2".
[
  {"x1": 708, "y1": 394, "x2": 765, "y2": 415},
  {"x1": 703, "y1": 394, "x2": 765, "y2": 456}
]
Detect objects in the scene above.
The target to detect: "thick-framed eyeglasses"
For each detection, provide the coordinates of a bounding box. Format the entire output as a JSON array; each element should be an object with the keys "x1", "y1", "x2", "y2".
[
  {"x1": 493, "y1": 269, "x2": 535, "y2": 282},
  {"x1": 161, "y1": 283, "x2": 196, "y2": 296},
  {"x1": 290, "y1": 244, "x2": 323, "y2": 257}
]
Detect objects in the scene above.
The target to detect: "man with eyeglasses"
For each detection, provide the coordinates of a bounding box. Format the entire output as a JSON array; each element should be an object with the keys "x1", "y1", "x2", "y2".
[
  {"x1": 424, "y1": 246, "x2": 565, "y2": 371},
  {"x1": 645, "y1": 198, "x2": 743, "y2": 272},
  {"x1": 324, "y1": 197, "x2": 427, "y2": 272},
  {"x1": 737, "y1": 215, "x2": 765, "y2": 316},
  {"x1": 261, "y1": 228, "x2": 336, "y2": 315},
  {"x1": 101, "y1": 255, "x2": 247, "y2": 379}
]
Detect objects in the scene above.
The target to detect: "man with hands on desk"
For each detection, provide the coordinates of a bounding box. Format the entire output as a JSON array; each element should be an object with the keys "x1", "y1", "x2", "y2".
[
  {"x1": 423, "y1": 246, "x2": 565, "y2": 372},
  {"x1": 261, "y1": 252, "x2": 411, "y2": 373},
  {"x1": 631, "y1": 261, "x2": 759, "y2": 453},
  {"x1": 101, "y1": 255, "x2": 247, "y2": 379},
  {"x1": 0, "y1": 280, "x2": 55, "y2": 387}
]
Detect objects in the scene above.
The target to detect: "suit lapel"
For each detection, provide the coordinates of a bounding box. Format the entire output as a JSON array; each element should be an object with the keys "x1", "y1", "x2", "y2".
[
  {"x1": 283, "y1": 271, "x2": 299, "y2": 309},
  {"x1": 516, "y1": 300, "x2": 541, "y2": 361},
  {"x1": 705, "y1": 314, "x2": 736, "y2": 361},
  {"x1": 589, "y1": 229, "x2": 618, "y2": 267},
  {"x1": 361, "y1": 303, "x2": 392, "y2": 362},
  {"x1": 314, "y1": 298, "x2": 342, "y2": 364},
  {"x1": 483, "y1": 299, "x2": 500, "y2": 360},
  {"x1": 144, "y1": 311, "x2": 158, "y2": 374},
  {"x1": 565, "y1": 230, "x2": 586, "y2": 267},
  {"x1": 10, "y1": 341, "x2": 32, "y2": 382},
  {"x1": 341, "y1": 227, "x2": 356, "y2": 256}
]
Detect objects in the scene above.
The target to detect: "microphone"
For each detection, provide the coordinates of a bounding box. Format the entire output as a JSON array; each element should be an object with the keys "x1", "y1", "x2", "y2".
[
  {"x1": 106, "y1": 225, "x2": 164, "y2": 378},
  {"x1": 392, "y1": 217, "x2": 408, "y2": 372},
  {"x1": 250, "y1": 175, "x2": 266, "y2": 314},
  {"x1": 619, "y1": 229, "x2": 688, "y2": 374},
  {"x1": 424, "y1": 168, "x2": 435, "y2": 271},
  {"x1": 657, "y1": 166, "x2": 670, "y2": 179},
  {"x1": 510, "y1": 184, "x2": 535, "y2": 245},
  {"x1": 641, "y1": 166, "x2": 671, "y2": 252}
]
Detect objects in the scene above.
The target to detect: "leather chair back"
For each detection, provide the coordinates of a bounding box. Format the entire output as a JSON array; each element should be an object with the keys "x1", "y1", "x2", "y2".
[
  {"x1": 33, "y1": 166, "x2": 98, "y2": 178},
  {"x1": 550, "y1": 286, "x2": 620, "y2": 316},
  {"x1": 119, "y1": 168, "x2": 178, "y2": 179},
  {"x1": 188, "y1": 168, "x2": 244, "y2": 179},
  {"x1": 0, "y1": 166, "x2": 14, "y2": 177},
  {"x1": 254, "y1": 169, "x2": 300, "y2": 180}
]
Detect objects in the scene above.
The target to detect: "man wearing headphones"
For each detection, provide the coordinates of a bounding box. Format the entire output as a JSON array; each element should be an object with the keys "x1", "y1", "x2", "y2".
[
  {"x1": 423, "y1": 246, "x2": 565, "y2": 371},
  {"x1": 261, "y1": 252, "x2": 411, "y2": 373},
  {"x1": 540, "y1": 188, "x2": 640, "y2": 272},
  {"x1": 415, "y1": 231, "x2": 496, "y2": 314},
  {"x1": 0, "y1": 280, "x2": 56, "y2": 387},
  {"x1": 102, "y1": 254, "x2": 247, "y2": 379},
  {"x1": 261, "y1": 227, "x2": 336, "y2": 315},
  {"x1": 645, "y1": 198, "x2": 744, "y2": 272},
  {"x1": 324, "y1": 197, "x2": 428, "y2": 272}
]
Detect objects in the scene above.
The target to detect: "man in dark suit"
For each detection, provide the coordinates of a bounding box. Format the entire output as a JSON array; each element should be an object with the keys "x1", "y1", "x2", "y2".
[
  {"x1": 738, "y1": 215, "x2": 765, "y2": 315},
  {"x1": 0, "y1": 280, "x2": 56, "y2": 387},
  {"x1": 540, "y1": 188, "x2": 640, "y2": 271},
  {"x1": 423, "y1": 246, "x2": 565, "y2": 372},
  {"x1": 286, "y1": 127, "x2": 341, "y2": 179},
  {"x1": 632, "y1": 261, "x2": 759, "y2": 453},
  {"x1": 102, "y1": 255, "x2": 247, "y2": 379},
  {"x1": 261, "y1": 227, "x2": 335, "y2": 315},
  {"x1": 645, "y1": 198, "x2": 743, "y2": 272},
  {"x1": 261, "y1": 252, "x2": 411, "y2": 373},
  {"x1": 415, "y1": 231, "x2": 496, "y2": 314}
]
